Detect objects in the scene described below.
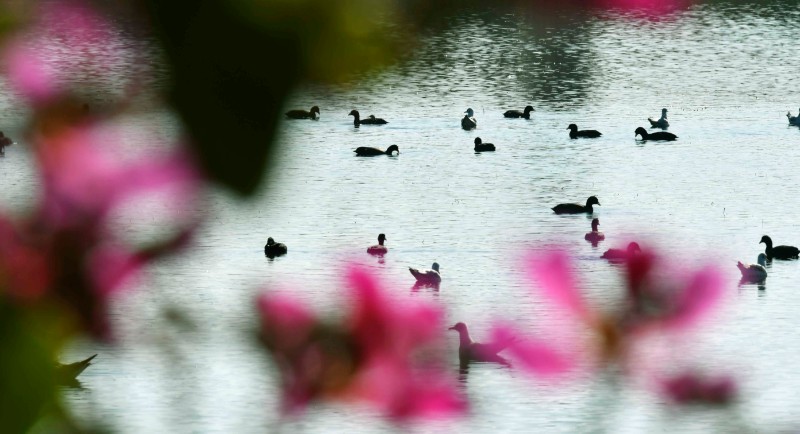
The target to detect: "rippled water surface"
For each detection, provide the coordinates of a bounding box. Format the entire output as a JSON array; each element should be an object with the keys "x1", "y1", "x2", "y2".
[{"x1": 4, "y1": 2, "x2": 800, "y2": 432}]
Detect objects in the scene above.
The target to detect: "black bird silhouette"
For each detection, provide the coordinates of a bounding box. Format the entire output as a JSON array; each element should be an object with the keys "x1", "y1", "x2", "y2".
[
  {"x1": 349, "y1": 110, "x2": 388, "y2": 127},
  {"x1": 648, "y1": 108, "x2": 669, "y2": 128},
  {"x1": 602, "y1": 242, "x2": 641, "y2": 262},
  {"x1": 461, "y1": 108, "x2": 477, "y2": 130},
  {"x1": 473, "y1": 137, "x2": 495, "y2": 152},
  {"x1": 264, "y1": 237, "x2": 288, "y2": 257},
  {"x1": 285, "y1": 105, "x2": 320, "y2": 119},
  {"x1": 354, "y1": 145, "x2": 399, "y2": 156},
  {"x1": 367, "y1": 233, "x2": 388, "y2": 255},
  {"x1": 552, "y1": 196, "x2": 600, "y2": 214},
  {"x1": 635, "y1": 127, "x2": 677, "y2": 141},
  {"x1": 760, "y1": 235, "x2": 799, "y2": 260},
  {"x1": 567, "y1": 124, "x2": 601, "y2": 139},
  {"x1": 503, "y1": 105, "x2": 534, "y2": 119},
  {"x1": 449, "y1": 322, "x2": 512, "y2": 366}
]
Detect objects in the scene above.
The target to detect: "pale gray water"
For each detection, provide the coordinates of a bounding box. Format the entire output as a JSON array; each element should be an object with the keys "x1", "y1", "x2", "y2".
[{"x1": 3, "y1": 2, "x2": 800, "y2": 432}]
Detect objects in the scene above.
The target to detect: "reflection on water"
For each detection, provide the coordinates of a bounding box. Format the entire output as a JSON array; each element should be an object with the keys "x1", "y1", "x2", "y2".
[{"x1": 1, "y1": 1, "x2": 798, "y2": 432}]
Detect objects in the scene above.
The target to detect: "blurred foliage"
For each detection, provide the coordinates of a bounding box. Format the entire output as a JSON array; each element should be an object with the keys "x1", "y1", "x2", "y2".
[
  {"x1": 137, "y1": 0, "x2": 413, "y2": 195},
  {"x1": 0, "y1": 302, "x2": 62, "y2": 434}
]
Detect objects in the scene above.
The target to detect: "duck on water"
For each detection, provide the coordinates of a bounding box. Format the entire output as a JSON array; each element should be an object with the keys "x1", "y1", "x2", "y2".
[
  {"x1": 552, "y1": 195, "x2": 600, "y2": 214},
  {"x1": 648, "y1": 108, "x2": 669, "y2": 129},
  {"x1": 264, "y1": 237, "x2": 288, "y2": 257},
  {"x1": 349, "y1": 110, "x2": 388, "y2": 127},
  {"x1": 737, "y1": 253, "x2": 768, "y2": 283},
  {"x1": 567, "y1": 124, "x2": 601, "y2": 139},
  {"x1": 503, "y1": 105, "x2": 534, "y2": 119},
  {"x1": 462, "y1": 108, "x2": 477, "y2": 130},
  {"x1": 635, "y1": 127, "x2": 677, "y2": 141},
  {"x1": 585, "y1": 218, "x2": 605, "y2": 243},
  {"x1": 367, "y1": 233, "x2": 388, "y2": 255},
  {"x1": 448, "y1": 322, "x2": 511, "y2": 366},
  {"x1": 285, "y1": 105, "x2": 320, "y2": 120},
  {"x1": 602, "y1": 242, "x2": 641, "y2": 262},
  {"x1": 760, "y1": 235, "x2": 799, "y2": 260},
  {"x1": 473, "y1": 137, "x2": 495, "y2": 152},
  {"x1": 787, "y1": 109, "x2": 800, "y2": 126},
  {"x1": 409, "y1": 262, "x2": 441, "y2": 284},
  {"x1": 354, "y1": 144, "x2": 399, "y2": 156}
]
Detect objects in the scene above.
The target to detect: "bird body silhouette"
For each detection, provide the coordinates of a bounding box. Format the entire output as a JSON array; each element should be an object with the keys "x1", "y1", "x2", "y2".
[
  {"x1": 285, "y1": 105, "x2": 320, "y2": 119},
  {"x1": 449, "y1": 322, "x2": 511, "y2": 365}
]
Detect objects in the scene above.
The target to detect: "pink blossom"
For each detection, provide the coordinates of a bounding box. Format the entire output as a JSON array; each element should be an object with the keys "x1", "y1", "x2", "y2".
[
  {"x1": 525, "y1": 249, "x2": 726, "y2": 373},
  {"x1": 489, "y1": 324, "x2": 575, "y2": 378},
  {"x1": 593, "y1": 0, "x2": 691, "y2": 16},
  {"x1": 257, "y1": 265, "x2": 466, "y2": 421},
  {"x1": 659, "y1": 371, "x2": 737, "y2": 405},
  {"x1": 4, "y1": 1, "x2": 127, "y2": 104},
  {"x1": 0, "y1": 118, "x2": 200, "y2": 339}
]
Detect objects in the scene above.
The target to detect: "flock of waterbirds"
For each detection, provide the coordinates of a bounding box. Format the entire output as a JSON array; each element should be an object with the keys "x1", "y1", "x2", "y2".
[{"x1": 274, "y1": 103, "x2": 800, "y2": 366}]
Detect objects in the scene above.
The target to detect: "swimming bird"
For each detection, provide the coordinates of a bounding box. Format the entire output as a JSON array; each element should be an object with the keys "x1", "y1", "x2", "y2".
[
  {"x1": 473, "y1": 137, "x2": 495, "y2": 152},
  {"x1": 461, "y1": 108, "x2": 477, "y2": 130},
  {"x1": 409, "y1": 262, "x2": 441, "y2": 284},
  {"x1": 0, "y1": 131, "x2": 13, "y2": 147},
  {"x1": 285, "y1": 106, "x2": 320, "y2": 120},
  {"x1": 448, "y1": 322, "x2": 511, "y2": 365},
  {"x1": 354, "y1": 144, "x2": 399, "y2": 156},
  {"x1": 760, "y1": 235, "x2": 799, "y2": 260},
  {"x1": 552, "y1": 195, "x2": 600, "y2": 214},
  {"x1": 57, "y1": 354, "x2": 97, "y2": 385},
  {"x1": 602, "y1": 242, "x2": 641, "y2": 262},
  {"x1": 635, "y1": 127, "x2": 677, "y2": 141},
  {"x1": 349, "y1": 110, "x2": 388, "y2": 127},
  {"x1": 648, "y1": 108, "x2": 669, "y2": 129},
  {"x1": 737, "y1": 253, "x2": 768, "y2": 282},
  {"x1": 567, "y1": 124, "x2": 602, "y2": 139},
  {"x1": 503, "y1": 105, "x2": 535, "y2": 119},
  {"x1": 787, "y1": 109, "x2": 800, "y2": 126},
  {"x1": 367, "y1": 233, "x2": 388, "y2": 255},
  {"x1": 264, "y1": 237, "x2": 288, "y2": 257},
  {"x1": 585, "y1": 218, "x2": 605, "y2": 243}
]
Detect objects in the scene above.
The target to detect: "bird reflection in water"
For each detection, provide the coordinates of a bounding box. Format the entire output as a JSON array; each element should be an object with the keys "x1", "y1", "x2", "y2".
[{"x1": 411, "y1": 281, "x2": 440, "y2": 293}]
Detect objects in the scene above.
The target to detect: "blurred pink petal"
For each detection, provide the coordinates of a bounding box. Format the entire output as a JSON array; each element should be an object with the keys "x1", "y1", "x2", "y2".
[
  {"x1": 490, "y1": 324, "x2": 574, "y2": 378},
  {"x1": 662, "y1": 265, "x2": 724, "y2": 332},
  {"x1": 385, "y1": 368, "x2": 467, "y2": 420},
  {"x1": 257, "y1": 292, "x2": 317, "y2": 345},
  {"x1": 351, "y1": 356, "x2": 466, "y2": 420},
  {"x1": 346, "y1": 264, "x2": 443, "y2": 353},
  {"x1": 526, "y1": 251, "x2": 590, "y2": 319},
  {"x1": 660, "y1": 372, "x2": 737, "y2": 405},
  {"x1": 4, "y1": 2, "x2": 127, "y2": 104},
  {"x1": 4, "y1": 41, "x2": 57, "y2": 103},
  {"x1": 595, "y1": 0, "x2": 690, "y2": 14},
  {"x1": 258, "y1": 267, "x2": 463, "y2": 421},
  {"x1": 37, "y1": 125, "x2": 200, "y2": 226},
  {"x1": 88, "y1": 246, "x2": 144, "y2": 296},
  {"x1": 0, "y1": 216, "x2": 51, "y2": 300}
]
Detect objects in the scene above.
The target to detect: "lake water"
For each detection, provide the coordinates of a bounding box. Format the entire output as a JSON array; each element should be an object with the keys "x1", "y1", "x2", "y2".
[{"x1": 3, "y1": 2, "x2": 800, "y2": 432}]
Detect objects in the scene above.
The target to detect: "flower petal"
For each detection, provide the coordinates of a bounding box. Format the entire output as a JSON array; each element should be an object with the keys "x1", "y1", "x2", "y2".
[{"x1": 526, "y1": 251, "x2": 589, "y2": 319}]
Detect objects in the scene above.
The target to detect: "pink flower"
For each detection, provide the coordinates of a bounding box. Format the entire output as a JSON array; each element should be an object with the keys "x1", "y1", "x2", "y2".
[
  {"x1": 257, "y1": 265, "x2": 466, "y2": 421},
  {"x1": 525, "y1": 249, "x2": 726, "y2": 374},
  {"x1": 659, "y1": 371, "x2": 737, "y2": 405},
  {"x1": 4, "y1": 1, "x2": 132, "y2": 105},
  {"x1": 0, "y1": 118, "x2": 201, "y2": 339}
]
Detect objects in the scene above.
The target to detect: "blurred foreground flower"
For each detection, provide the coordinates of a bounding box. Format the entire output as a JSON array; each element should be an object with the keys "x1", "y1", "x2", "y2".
[
  {"x1": 0, "y1": 121, "x2": 201, "y2": 340},
  {"x1": 525, "y1": 249, "x2": 730, "y2": 392},
  {"x1": 660, "y1": 371, "x2": 737, "y2": 406},
  {"x1": 258, "y1": 265, "x2": 466, "y2": 421}
]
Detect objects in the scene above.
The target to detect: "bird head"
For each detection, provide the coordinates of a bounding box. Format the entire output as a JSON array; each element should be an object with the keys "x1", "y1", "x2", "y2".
[{"x1": 448, "y1": 322, "x2": 467, "y2": 332}]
